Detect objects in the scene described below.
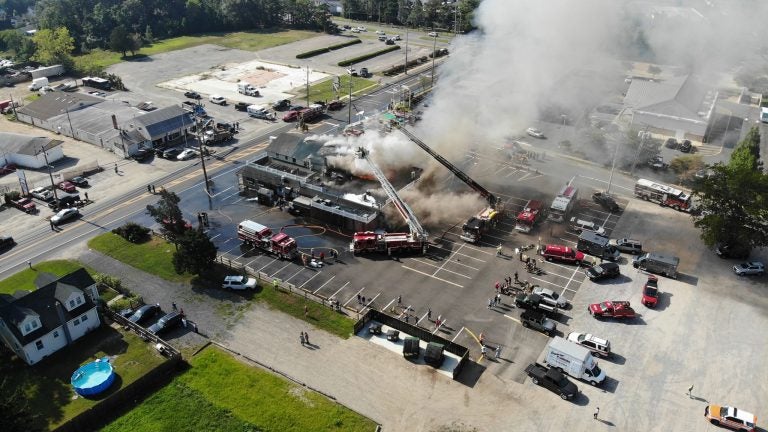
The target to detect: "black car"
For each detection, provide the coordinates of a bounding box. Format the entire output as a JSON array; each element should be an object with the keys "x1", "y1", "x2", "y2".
[
  {"x1": 132, "y1": 147, "x2": 153, "y2": 162},
  {"x1": 234, "y1": 102, "x2": 249, "y2": 111},
  {"x1": 679, "y1": 139, "x2": 692, "y2": 153},
  {"x1": 665, "y1": 138, "x2": 678, "y2": 149},
  {"x1": 272, "y1": 99, "x2": 291, "y2": 110},
  {"x1": 592, "y1": 192, "x2": 620, "y2": 212},
  {"x1": 128, "y1": 304, "x2": 160, "y2": 324},
  {"x1": 585, "y1": 262, "x2": 621, "y2": 280},
  {"x1": 525, "y1": 363, "x2": 579, "y2": 400},
  {"x1": 184, "y1": 91, "x2": 201, "y2": 100},
  {"x1": 0, "y1": 235, "x2": 15, "y2": 252},
  {"x1": 70, "y1": 176, "x2": 89, "y2": 187},
  {"x1": 147, "y1": 311, "x2": 183, "y2": 335},
  {"x1": 47, "y1": 194, "x2": 80, "y2": 210},
  {"x1": 163, "y1": 148, "x2": 182, "y2": 159}
]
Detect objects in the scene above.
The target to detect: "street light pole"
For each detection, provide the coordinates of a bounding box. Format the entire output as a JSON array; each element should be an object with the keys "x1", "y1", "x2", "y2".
[
  {"x1": 404, "y1": 26, "x2": 409, "y2": 75},
  {"x1": 606, "y1": 138, "x2": 622, "y2": 194},
  {"x1": 40, "y1": 146, "x2": 59, "y2": 201},
  {"x1": 305, "y1": 66, "x2": 310, "y2": 108},
  {"x1": 196, "y1": 128, "x2": 211, "y2": 196},
  {"x1": 430, "y1": 30, "x2": 438, "y2": 86},
  {"x1": 347, "y1": 69, "x2": 353, "y2": 124}
]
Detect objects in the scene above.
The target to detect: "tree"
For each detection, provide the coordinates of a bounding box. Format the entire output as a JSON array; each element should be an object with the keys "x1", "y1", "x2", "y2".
[
  {"x1": 407, "y1": 0, "x2": 423, "y2": 27},
  {"x1": 0, "y1": 350, "x2": 39, "y2": 432},
  {"x1": 146, "y1": 189, "x2": 188, "y2": 245},
  {"x1": 129, "y1": 32, "x2": 142, "y2": 55},
  {"x1": 31, "y1": 27, "x2": 74, "y2": 65},
  {"x1": 669, "y1": 155, "x2": 705, "y2": 183},
  {"x1": 692, "y1": 128, "x2": 768, "y2": 255},
  {"x1": 172, "y1": 229, "x2": 218, "y2": 275},
  {"x1": 109, "y1": 26, "x2": 131, "y2": 57},
  {"x1": 144, "y1": 24, "x2": 154, "y2": 43}
]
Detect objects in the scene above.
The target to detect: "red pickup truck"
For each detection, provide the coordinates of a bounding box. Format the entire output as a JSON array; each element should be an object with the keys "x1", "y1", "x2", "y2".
[
  {"x1": 588, "y1": 301, "x2": 636, "y2": 319},
  {"x1": 12, "y1": 197, "x2": 37, "y2": 213}
]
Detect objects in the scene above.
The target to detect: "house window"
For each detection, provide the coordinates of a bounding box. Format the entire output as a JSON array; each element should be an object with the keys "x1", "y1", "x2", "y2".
[
  {"x1": 31, "y1": 320, "x2": 39, "y2": 329},
  {"x1": 53, "y1": 330, "x2": 59, "y2": 338},
  {"x1": 35, "y1": 340, "x2": 44, "y2": 350},
  {"x1": 69, "y1": 299, "x2": 76, "y2": 308},
  {"x1": 81, "y1": 314, "x2": 88, "y2": 322},
  {"x1": 24, "y1": 323, "x2": 31, "y2": 332},
  {"x1": 76, "y1": 296, "x2": 83, "y2": 305},
  {"x1": 73, "y1": 318, "x2": 80, "y2": 326}
]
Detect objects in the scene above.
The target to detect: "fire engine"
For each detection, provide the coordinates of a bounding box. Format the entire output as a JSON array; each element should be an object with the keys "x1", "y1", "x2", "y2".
[
  {"x1": 634, "y1": 178, "x2": 691, "y2": 211},
  {"x1": 548, "y1": 180, "x2": 578, "y2": 223},
  {"x1": 237, "y1": 220, "x2": 298, "y2": 260},
  {"x1": 515, "y1": 200, "x2": 543, "y2": 233}
]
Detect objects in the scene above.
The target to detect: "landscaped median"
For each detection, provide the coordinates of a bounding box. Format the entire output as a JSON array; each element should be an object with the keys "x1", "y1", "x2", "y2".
[
  {"x1": 102, "y1": 346, "x2": 377, "y2": 432},
  {"x1": 338, "y1": 45, "x2": 400, "y2": 67},
  {"x1": 297, "y1": 75, "x2": 377, "y2": 104},
  {"x1": 296, "y1": 38, "x2": 361, "y2": 59}
]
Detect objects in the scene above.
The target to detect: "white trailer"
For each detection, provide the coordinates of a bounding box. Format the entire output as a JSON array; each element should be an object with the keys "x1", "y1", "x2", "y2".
[
  {"x1": 28, "y1": 77, "x2": 49, "y2": 91},
  {"x1": 545, "y1": 336, "x2": 606, "y2": 386},
  {"x1": 30, "y1": 64, "x2": 65, "y2": 79}
]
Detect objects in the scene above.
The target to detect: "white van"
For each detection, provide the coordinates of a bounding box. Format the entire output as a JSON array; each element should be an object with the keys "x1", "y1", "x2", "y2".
[{"x1": 28, "y1": 77, "x2": 49, "y2": 91}]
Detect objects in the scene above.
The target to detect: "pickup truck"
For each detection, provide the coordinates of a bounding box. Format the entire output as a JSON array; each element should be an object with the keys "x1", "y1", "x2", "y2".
[
  {"x1": 525, "y1": 363, "x2": 579, "y2": 400},
  {"x1": 588, "y1": 300, "x2": 636, "y2": 319},
  {"x1": 12, "y1": 197, "x2": 36, "y2": 213},
  {"x1": 520, "y1": 309, "x2": 557, "y2": 336},
  {"x1": 515, "y1": 293, "x2": 559, "y2": 315}
]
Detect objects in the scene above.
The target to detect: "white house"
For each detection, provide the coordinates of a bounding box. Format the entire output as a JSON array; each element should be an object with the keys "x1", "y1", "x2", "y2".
[
  {"x1": 0, "y1": 268, "x2": 101, "y2": 365},
  {"x1": 0, "y1": 132, "x2": 64, "y2": 169}
]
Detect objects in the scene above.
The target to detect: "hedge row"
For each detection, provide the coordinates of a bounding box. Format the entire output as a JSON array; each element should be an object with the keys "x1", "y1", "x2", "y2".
[
  {"x1": 338, "y1": 45, "x2": 401, "y2": 67},
  {"x1": 382, "y1": 57, "x2": 428, "y2": 76},
  {"x1": 295, "y1": 38, "x2": 361, "y2": 59}
]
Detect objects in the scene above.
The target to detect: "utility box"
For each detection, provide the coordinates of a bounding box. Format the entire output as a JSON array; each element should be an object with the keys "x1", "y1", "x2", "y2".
[
  {"x1": 424, "y1": 342, "x2": 444, "y2": 367},
  {"x1": 403, "y1": 337, "x2": 420, "y2": 359}
]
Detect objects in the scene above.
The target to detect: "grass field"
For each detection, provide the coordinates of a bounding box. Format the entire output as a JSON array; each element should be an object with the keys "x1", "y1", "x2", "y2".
[
  {"x1": 74, "y1": 29, "x2": 319, "y2": 71},
  {"x1": 297, "y1": 75, "x2": 377, "y2": 103},
  {"x1": 87, "y1": 233, "x2": 192, "y2": 283},
  {"x1": 103, "y1": 347, "x2": 376, "y2": 432},
  {"x1": 4, "y1": 326, "x2": 166, "y2": 430},
  {"x1": 0, "y1": 260, "x2": 89, "y2": 295}
]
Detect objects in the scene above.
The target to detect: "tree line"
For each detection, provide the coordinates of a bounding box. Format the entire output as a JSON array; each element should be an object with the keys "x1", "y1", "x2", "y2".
[{"x1": 342, "y1": 0, "x2": 480, "y2": 33}]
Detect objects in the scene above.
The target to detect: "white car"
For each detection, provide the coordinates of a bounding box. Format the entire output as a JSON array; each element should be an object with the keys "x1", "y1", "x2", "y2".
[
  {"x1": 393, "y1": 34, "x2": 401, "y2": 40},
  {"x1": 428, "y1": 31, "x2": 438, "y2": 37},
  {"x1": 51, "y1": 207, "x2": 79, "y2": 225},
  {"x1": 733, "y1": 261, "x2": 765, "y2": 276},
  {"x1": 532, "y1": 287, "x2": 568, "y2": 308},
  {"x1": 350, "y1": 28, "x2": 360, "y2": 33},
  {"x1": 526, "y1": 127, "x2": 545, "y2": 138},
  {"x1": 357, "y1": 26, "x2": 366, "y2": 32},
  {"x1": 209, "y1": 95, "x2": 226, "y2": 105},
  {"x1": 176, "y1": 149, "x2": 199, "y2": 161},
  {"x1": 222, "y1": 275, "x2": 257, "y2": 290},
  {"x1": 30, "y1": 187, "x2": 54, "y2": 201},
  {"x1": 375, "y1": 30, "x2": 385, "y2": 35}
]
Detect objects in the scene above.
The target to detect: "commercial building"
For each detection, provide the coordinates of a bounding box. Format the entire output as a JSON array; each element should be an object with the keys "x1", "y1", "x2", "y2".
[{"x1": 0, "y1": 132, "x2": 64, "y2": 168}]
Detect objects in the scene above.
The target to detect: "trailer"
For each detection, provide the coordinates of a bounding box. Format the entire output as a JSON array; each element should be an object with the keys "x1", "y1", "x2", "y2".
[
  {"x1": 30, "y1": 64, "x2": 65, "y2": 79},
  {"x1": 237, "y1": 220, "x2": 298, "y2": 260},
  {"x1": 515, "y1": 200, "x2": 543, "y2": 233}
]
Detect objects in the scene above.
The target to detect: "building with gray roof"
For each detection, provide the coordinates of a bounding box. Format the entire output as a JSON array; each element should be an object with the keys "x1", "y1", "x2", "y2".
[{"x1": 0, "y1": 132, "x2": 64, "y2": 168}]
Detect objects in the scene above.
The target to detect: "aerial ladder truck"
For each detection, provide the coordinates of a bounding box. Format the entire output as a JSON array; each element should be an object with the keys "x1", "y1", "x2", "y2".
[
  {"x1": 350, "y1": 147, "x2": 429, "y2": 255},
  {"x1": 396, "y1": 126, "x2": 501, "y2": 243}
]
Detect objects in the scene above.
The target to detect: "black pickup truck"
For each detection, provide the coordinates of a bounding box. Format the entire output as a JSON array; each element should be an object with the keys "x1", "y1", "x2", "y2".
[
  {"x1": 525, "y1": 363, "x2": 579, "y2": 400},
  {"x1": 515, "y1": 293, "x2": 559, "y2": 316},
  {"x1": 520, "y1": 309, "x2": 557, "y2": 336}
]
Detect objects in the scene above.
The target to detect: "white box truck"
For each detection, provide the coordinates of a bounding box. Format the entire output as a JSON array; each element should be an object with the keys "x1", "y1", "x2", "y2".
[
  {"x1": 545, "y1": 336, "x2": 606, "y2": 386},
  {"x1": 28, "y1": 77, "x2": 49, "y2": 91},
  {"x1": 237, "y1": 82, "x2": 259, "y2": 96}
]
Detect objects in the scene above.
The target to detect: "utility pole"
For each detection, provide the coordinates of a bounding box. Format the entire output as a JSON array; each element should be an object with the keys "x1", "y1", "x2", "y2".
[
  {"x1": 41, "y1": 146, "x2": 59, "y2": 202},
  {"x1": 196, "y1": 126, "x2": 211, "y2": 196},
  {"x1": 347, "y1": 70, "x2": 353, "y2": 124},
  {"x1": 404, "y1": 26, "x2": 409, "y2": 75},
  {"x1": 305, "y1": 66, "x2": 310, "y2": 108},
  {"x1": 606, "y1": 138, "x2": 622, "y2": 194},
  {"x1": 430, "y1": 28, "x2": 438, "y2": 86}
]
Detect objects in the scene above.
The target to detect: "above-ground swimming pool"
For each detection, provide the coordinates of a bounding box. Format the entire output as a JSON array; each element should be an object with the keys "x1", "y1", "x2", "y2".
[{"x1": 71, "y1": 358, "x2": 115, "y2": 396}]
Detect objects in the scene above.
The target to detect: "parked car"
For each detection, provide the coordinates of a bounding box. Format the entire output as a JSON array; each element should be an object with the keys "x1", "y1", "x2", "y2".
[
  {"x1": 51, "y1": 207, "x2": 80, "y2": 225},
  {"x1": 567, "y1": 332, "x2": 611, "y2": 358},
  {"x1": 585, "y1": 262, "x2": 620, "y2": 281},
  {"x1": 526, "y1": 127, "x2": 544, "y2": 138},
  {"x1": 282, "y1": 110, "x2": 301, "y2": 122},
  {"x1": 272, "y1": 99, "x2": 291, "y2": 111},
  {"x1": 58, "y1": 181, "x2": 76, "y2": 193},
  {"x1": 733, "y1": 262, "x2": 765, "y2": 276},
  {"x1": 11, "y1": 197, "x2": 36, "y2": 213},
  {"x1": 30, "y1": 187, "x2": 54, "y2": 201},
  {"x1": 177, "y1": 149, "x2": 199, "y2": 160},
  {"x1": 532, "y1": 286, "x2": 569, "y2": 309},
  {"x1": 610, "y1": 238, "x2": 643, "y2": 255},
  {"x1": 665, "y1": 137, "x2": 678, "y2": 149},
  {"x1": 360, "y1": 67, "x2": 370, "y2": 77},
  {"x1": 588, "y1": 301, "x2": 636, "y2": 319},
  {"x1": 357, "y1": 26, "x2": 366, "y2": 31},
  {"x1": 592, "y1": 191, "x2": 620, "y2": 212},
  {"x1": 0, "y1": 163, "x2": 16, "y2": 175},
  {"x1": 184, "y1": 91, "x2": 201, "y2": 99},
  {"x1": 234, "y1": 102, "x2": 249, "y2": 111},
  {"x1": 69, "y1": 176, "x2": 89, "y2": 187},
  {"x1": 525, "y1": 363, "x2": 579, "y2": 400},
  {"x1": 132, "y1": 147, "x2": 153, "y2": 161},
  {"x1": 385, "y1": 39, "x2": 395, "y2": 45},
  {"x1": 648, "y1": 155, "x2": 669, "y2": 170},
  {"x1": 704, "y1": 404, "x2": 757, "y2": 432},
  {"x1": 209, "y1": 95, "x2": 226, "y2": 105},
  {"x1": 163, "y1": 148, "x2": 182, "y2": 159},
  {"x1": 128, "y1": 303, "x2": 160, "y2": 325},
  {"x1": 327, "y1": 100, "x2": 344, "y2": 111},
  {"x1": 222, "y1": 275, "x2": 257, "y2": 290},
  {"x1": 520, "y1": 309, "x2": 557, "y2": 336},
  {"x1": 641, "y1": 275, "x2": 659, "y2": 307},
  {"x1": 542, "y1": 244, "x2": 585, "y2": 265},
  {"x1": 47, "y1": 194, "x2": 80, "y2": 211},
  {"x1": 0, "y1": 235, "x2": 16, "y2": 252},
  {"x1": 147, "y1": 311, "x2": 183, "y2": 335},
  {"x1": 679, "y1": 139, "x2": 693, "y2": 153},
  {"x1": 428, "y1": 31, "x2": 438, "y2": 37}
]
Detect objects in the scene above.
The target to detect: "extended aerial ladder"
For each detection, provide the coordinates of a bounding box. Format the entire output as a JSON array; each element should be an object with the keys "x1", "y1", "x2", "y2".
[
  {"x1": 356, "y1": 147, "x2": 428, "y2": 245},
  {"x1": 395, "y1": 126, "x2": 501, "y2": 243}
]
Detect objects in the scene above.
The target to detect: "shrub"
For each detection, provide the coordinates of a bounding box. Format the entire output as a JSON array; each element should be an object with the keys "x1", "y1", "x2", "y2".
[
  {"x1": 338, "y1": 45, "x2": 400, "y2": 67},
  {"x1": 108, "y1": 295, "x2": 142, "y2": 313},
  {"x1": 296, "y1": 38, "x2": 361, "y2": 59},
  {"x1": 94, "y1": 273, "x2": 124, "y2": 292},
  {"x1": 112, "y1": 222, "x2": 150, "y2": 243}
]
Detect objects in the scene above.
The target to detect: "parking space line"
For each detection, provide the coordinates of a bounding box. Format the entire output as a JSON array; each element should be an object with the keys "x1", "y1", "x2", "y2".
[
  {"x1": 382, "y1": 297, "x2": 397, "y2": 312},
  {"x1": 418, "y1": 311, "x2": 429, "y2": 324},
  {"x1": 504, "y1": 314, "x2": 522, "y2": 324},
  {"x1": 209, "y1": 234, "x2": 222, "y2": 241},
  {"x1": 411, "y1": 259, "x2": 473, "y2": 279},
  {"x1": 329, "y1": 282, "x2": 350, "y2": 300},
  {"x1": 436, "y1": 236, "x2": 495, "y2": 257},
  {"x1": 222, "y1": 244, "x2": 241, "y2": 255},
  {"x1": 443, "y1": 259, "x2": 480, "y2": 271},
  {"x1": 562, "y1": 266, "x2": 583, "y2": 291},
  {"x1": 299, "y1": 271, "x2": 321, "y2": 289},
  {"x1": 534, "y1": 270, "x2": 580, "y2": 282},
  {"x1": 432, "y1": 319, "x2": 447, "y2": 334},
  {"x1": 428, "y1": 243, "x2": 486, "y2": 262},
  {"x1": 401, "y1": 265, "x2": 464, "y2": 288},
  {"x1": 431, "y1": 243, "x2": 479, "y2": 274},
  {"x1": 257, "y1": 258, "x2": 278, "y2": 272},
  {"x1": 441, "y1": 230, "x2": 508, "y2": 250},
  {"x1": 344, "y1": 286, "x2": 366, "y2": 307},
  {"x1": 284, "y1": 267, "x2": 305, "y2": 283},
  {"x1": 543, "y1": 260, "x2": 583, "y2": 272},
  {"x1": 397, "y1": 305, "x2": 413, "y2": 319},
  {"x1": 361, "y1": 293, "x2": 380, "y2": 311},
  {"x1": 245, "y1": 257, "x2": 262, "y2": 268},
  {"x1": 451, "y1": 326, "x2": 465, "y2": 342},
  {"x1": 557, "y1": 237, "x2": 577, "y2": 245},
  {"x1": 223, "y1": 191, "x2": 240, "y2": 201},
  {"x1": 530, "y1": 276, "x2": 567, "y2": 288},
  {"x1": 312, "y1": 275, "x2": 336, "y2": 293},
  {"x1": 269, "y1": 262, "x2": 292, "y2": 277}
]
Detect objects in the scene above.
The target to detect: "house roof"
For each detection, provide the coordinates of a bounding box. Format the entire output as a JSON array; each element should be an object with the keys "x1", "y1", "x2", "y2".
[
  {"x1": 0, "y1": 268, "x2": 96, "y2": 346},
  {"x1": 267, "y1": 133, "x2": 326, "y2": 162},
  {"x1": 623, "y1": 75, "x2": 714, "y2": 121},
  {"x1": 16, "y1": 92, "x2": 104, "y2": 121},
  {"x1": 130, "y1": 105, "x2": 194, "y2": 140},
  {"x1": 0, "y1": 132, "x2": 63, "y2": 156}
]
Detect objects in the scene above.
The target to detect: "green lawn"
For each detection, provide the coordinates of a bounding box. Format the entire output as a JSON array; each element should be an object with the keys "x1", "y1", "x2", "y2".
[
  {"x1": 4, "y1": 326, "x2": 166, "y2": 430},
  {"x1": 87, "y1": 233, "x2": 193, "y2": 283},
  {"x1": 0, "y1": 260, "x2": 89, "y2": 295},
  {"x1": 74, "y1": 29, "x2": 319, "y2": 71},
  {"x1": 296, "y1": 75, "x2": 377, "y2": 103},
  {"x1": 103, "y1": 347, "x2": 376, "y2": 432}
]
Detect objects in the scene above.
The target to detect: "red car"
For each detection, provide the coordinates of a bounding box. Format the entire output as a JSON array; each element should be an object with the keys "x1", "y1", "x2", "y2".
[
  {"x1": 589, "y1": 301, "x2": 636, "y2": 319},
  {"x1": 0, "y1": 163, "x2": 16, "y2": 175},
  {"x1": 12, "y1": 197, "x2": 36, "y2": 213},
  {"x1": 282, "y1": 110, "x2": 300, "y2": 122},
  {"x1": 58, "y1": 181, "x2": 76, "y2": 193},
  {"x1": 642, "y1": 276, "x2": 659, "y2": 307}
]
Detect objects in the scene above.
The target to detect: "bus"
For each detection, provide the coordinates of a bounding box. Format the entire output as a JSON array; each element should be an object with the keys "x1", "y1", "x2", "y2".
[
  {"x1": 549, "y1": 184, "x2": 578, "y2": 223},
  {"x1": 634, "y1": 178, "x2": 691, "y2": 211}
]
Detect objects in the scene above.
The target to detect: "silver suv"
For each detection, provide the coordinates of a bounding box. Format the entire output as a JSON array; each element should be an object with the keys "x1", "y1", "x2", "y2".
[{"x1": 569, "y1": 217, "x2": 605, "y2": 235}]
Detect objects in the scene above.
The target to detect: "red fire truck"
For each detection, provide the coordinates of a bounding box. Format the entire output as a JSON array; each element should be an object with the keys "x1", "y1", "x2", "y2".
[
  {"x1": 237, "y1": 220, "x2": 298, "y2": 260},
  {"x1": 634, "y1": 178, "x2": 691, "y2": 211},
  {"x1": 515, "y1": 200, "x2": 543, "y2": 233},
  {"x1": 351, "y1": 231, "x2": 426, "y2": 254}
]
